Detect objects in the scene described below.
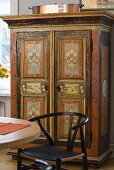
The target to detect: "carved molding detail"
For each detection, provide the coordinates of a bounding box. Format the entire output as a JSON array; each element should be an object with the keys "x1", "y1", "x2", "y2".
[
  {"x1": 57, "y1": 82, "x2": 84, "y2": 95},
  {"x1": 21, "y1": 81, "x2": 48, "y2": 95}
]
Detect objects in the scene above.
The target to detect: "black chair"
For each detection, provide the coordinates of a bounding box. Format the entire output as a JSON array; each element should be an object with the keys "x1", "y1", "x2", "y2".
[
  {"x1": 34, "y1": 159, "x2": 52, "y2": 170},
  {"x1": 17, "y1": 157, "x2": 52, "y2": 170},
  {"x1": 17, "y1": 112, "x2": 89, "y2": 170}
]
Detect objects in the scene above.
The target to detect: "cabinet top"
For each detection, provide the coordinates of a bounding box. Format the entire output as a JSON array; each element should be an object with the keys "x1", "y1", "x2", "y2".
[{"x1": 2, "y1": 11, "x2": 114, "y2": 28}]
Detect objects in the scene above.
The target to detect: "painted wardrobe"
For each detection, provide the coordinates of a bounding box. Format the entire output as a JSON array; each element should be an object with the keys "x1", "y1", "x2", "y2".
[{"x1": 3, "y1": 11, "x2": 114, "y2": 163}]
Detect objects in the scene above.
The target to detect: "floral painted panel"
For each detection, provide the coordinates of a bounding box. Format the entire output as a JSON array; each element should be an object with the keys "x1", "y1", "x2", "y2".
[
  {"x1": 58, "y1": 114, "x2": 81, "y2": 140},
  {"x1": 61, "y1": 99, "x2": 83, "y2": 112},
  {"x1": 24, "y1": 40, "x2": 44, "y2": 77},
  {"x1": 58, "y1": 99, "x2": 83, "y2": 139},
  {"x1": 61, "y1": 39, "x2": 83, "y2": 78},
  {"x1": 24, "y1": 97, "x2": 45, "y2": 120}
]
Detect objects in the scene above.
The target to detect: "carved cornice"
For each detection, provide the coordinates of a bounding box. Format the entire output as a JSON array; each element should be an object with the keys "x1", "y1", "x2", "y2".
[{"x1": 2, "y1": 11, "x2": 114, "y2": 28}]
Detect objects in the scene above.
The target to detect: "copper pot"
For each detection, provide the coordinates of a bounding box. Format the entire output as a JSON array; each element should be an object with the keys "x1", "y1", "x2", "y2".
[{"x1": 29, "y1": 4, "x2": 83, "y2": 14}]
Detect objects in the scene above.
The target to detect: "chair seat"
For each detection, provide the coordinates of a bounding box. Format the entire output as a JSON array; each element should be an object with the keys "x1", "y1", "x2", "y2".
[
  {"x1": 17, "y1": 112, "x2": 89, "y2": 170},
  {"x1": 23, "y1": 145, "x2": 82, "y2": 161}
]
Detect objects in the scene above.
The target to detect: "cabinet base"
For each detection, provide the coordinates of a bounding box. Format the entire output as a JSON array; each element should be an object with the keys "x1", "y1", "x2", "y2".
[
  {"x1": 88, "y1": 149, "x2": 112, "y2": 165},
  {"x1": 73, "y1": 149, "x2": 112, "y2": 166}
]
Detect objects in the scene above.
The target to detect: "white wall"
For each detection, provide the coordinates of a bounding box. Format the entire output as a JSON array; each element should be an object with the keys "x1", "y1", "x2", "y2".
[
  {"x1": 18, "y1": 0, "x2": 80, "y2": 14},
  {"x1": 0, "y1": 0, "x2": 10, "y2": 15}
]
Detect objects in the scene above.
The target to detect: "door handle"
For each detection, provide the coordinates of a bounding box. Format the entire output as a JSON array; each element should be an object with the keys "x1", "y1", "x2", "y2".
[
  {"x1": 44, "y1": 84, "x2": 48, "y2": 91},
  {"x1": 56, "y1": 84, "x2": 64, "y2": 92},
  {"x1": 42, "y1": 84, "x2": 48, "y2": 92},
  {"x1": 56, "y1": 84, "x2": 61, "y2": 91}
]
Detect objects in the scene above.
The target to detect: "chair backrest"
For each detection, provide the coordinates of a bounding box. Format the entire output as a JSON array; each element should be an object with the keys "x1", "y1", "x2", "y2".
[{"x1": 30, "y1": 112, "x2": 89, "y2": 151}]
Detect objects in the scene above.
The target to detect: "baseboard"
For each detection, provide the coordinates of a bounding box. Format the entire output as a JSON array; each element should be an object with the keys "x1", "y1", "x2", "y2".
[{"x1": 109, "y1": 144, "x2": 114, "y2": 157}]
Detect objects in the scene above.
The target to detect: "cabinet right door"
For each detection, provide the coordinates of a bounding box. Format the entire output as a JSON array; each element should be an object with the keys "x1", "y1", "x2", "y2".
[{"x1": 54, "y1": 30, "x2": 92, "y2": 146}]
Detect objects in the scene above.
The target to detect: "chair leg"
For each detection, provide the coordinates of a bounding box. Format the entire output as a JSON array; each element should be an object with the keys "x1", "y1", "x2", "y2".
[
  {"x1": 80, "y1": 127, "x2": 88, "y2": 170},
  {"x1": 52, "y1": 165, "x2": 56, "y2": 170},
  {"x1": 83, "y1": 155, "x2": 88, "y2": 170},
  {"x1": 17, "y1": 148, "x2": 23, "y2": 170},
  {"x1": 56, "y1": 157, "x2": 61, "y2": 170}
]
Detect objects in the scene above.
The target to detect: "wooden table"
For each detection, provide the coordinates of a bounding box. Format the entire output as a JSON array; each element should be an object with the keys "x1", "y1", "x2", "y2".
[{"x1": 0, "y1": 117, "x2": 40, "y2": 149}]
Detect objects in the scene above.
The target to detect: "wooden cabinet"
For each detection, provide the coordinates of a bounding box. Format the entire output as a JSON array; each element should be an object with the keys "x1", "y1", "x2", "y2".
[{"x1": 3, "y1": 11, "x2": 114, "y2": 163}]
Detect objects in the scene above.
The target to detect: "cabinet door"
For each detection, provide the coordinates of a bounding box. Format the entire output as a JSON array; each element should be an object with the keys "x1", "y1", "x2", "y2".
[
  {"x1": 17, "y1": 31, "x2": 50, "y2": 120},
  {"x1": 54, "y1": 30, "x2": 91, "y2": 145}
]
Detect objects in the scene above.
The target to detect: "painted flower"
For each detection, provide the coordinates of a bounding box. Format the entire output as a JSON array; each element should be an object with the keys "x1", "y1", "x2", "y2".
[{"x1": 0, "y1": 64, "x2": 10, "y2": 78}]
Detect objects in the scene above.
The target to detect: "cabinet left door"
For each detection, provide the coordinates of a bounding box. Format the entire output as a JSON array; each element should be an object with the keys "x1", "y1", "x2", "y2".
[{"x1": 11, "y1": 31, "x2": 50, "y2": 120}]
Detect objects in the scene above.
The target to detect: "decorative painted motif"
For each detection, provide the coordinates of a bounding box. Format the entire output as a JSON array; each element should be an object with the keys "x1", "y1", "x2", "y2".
[
  {"x1": 21, "y1": 82, "x2": 48, "y2": 94},
  {"x1": 24, "y1": 97, "x2": 46, "y2": 138},
  {"x1": 24, "y1": 40, "x2": 44, "y2": 77},
  {"x1": 60, "y1": 99, "x2": 83, "y2": 114},
  {"x1": 80, "y1": 85, "x2": 84, "y2": 94},
  {"x1": 24, "y1": 98, "x2": 45, "y2": 120},
  {"x1": 64, "y1": 115, "x2": 79, "y2": 135},
  {"x1": 27, "y1": 102, "x2": 40, "y2": 119},
  {"x1": 22, "y1": 82, "x2": 41, "y2": 94},
  {"x1": 61, "y1": 39, "x2": 83, "y2": 78},
  {"x1": 97, "y1": 0, "x2": 108, "y2": 4},
  {"x1": 58, "y1": 83, "x2": 84, "y2": 95},
  {"x1": 64, "y1": 43, "x2": 78, "y2": 74},
  {"x1": 28, "y1": 45, "x2": 40, "y2": 73},
  {"x1": 103, "y1": 79, "x2": 107, "y2": 97},
  {"x1": 64, "y1": 103, "x2": 78, "y2": 112},
  {"x1": 58, "y1": 99, "x2": 83, "y2": 139}
]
